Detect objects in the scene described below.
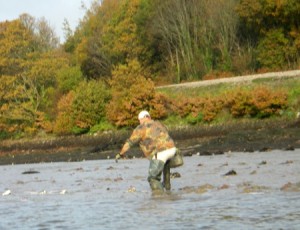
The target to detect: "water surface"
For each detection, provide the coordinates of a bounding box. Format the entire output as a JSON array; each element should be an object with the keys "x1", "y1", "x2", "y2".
[{"x1": 1, "y1": 150, "x2": 300, "y2": 229}]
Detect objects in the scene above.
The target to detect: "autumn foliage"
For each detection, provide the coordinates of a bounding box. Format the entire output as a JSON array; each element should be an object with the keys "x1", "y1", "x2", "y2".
[
  {"x1": 106, "y1": 59, "x2": 169, "y2": 127},
  {"x1": 171, "y1": 86, "x2": 288, "y2": 124},
  {"x1": 54, "y1": 80, "x2": 111, "y2": 135},
  {"x1": 1, "y1": 1, "x2": 300, "y2": 139}
]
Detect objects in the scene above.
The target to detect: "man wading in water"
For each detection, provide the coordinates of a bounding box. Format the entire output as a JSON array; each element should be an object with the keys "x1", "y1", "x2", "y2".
[{"x1": 115, "y1": 110, "x2": 177, "y2": 193}]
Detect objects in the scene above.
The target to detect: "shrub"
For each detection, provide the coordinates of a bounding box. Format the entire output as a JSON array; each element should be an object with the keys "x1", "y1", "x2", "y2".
[
  {"x1": 172, "y1": 97, "x2": 203, "y2": 119},
  {"x1": 250, "y1": 87, "x2": 288, "y2": 118},
  {"x1": 202, "y1": 97, "x2": 224, "y2": 122},
  {"x1": 171, "y1": 96, "x2": 223, "y2": 123},
  {"x1": 148, "y1": 92, "x2": 172, "y2": 120},
  {"x1": 256, "y1": 29, "x2": 293, "y2": 70},
  {"x1": 34, "y1": 111, "x2": 53, "y2": 133},
  {"x1": 56, "y1": 66, "x2": 83, "y2": 93},
  {"x1": 72, "y1": 80, "x2": 111, "y2": 129},
  {"x1": 169, "y1": 85, "x2": 288, "y2": 124},
  {"x1": 225, "y1": 88, "x2": 253, "y2": 118},
  {"x1": 107, "y1": 59, "x2": 168, "y2": 127},
  {"x1": 226, "y1": 86, "x2": 288, "y2": 118},
  {"x1": 89, "y1": 121, "x2": 116, "y2": 133},
  {"x1": 53, "y1": 91, "x2": 75, "y2": 134}
]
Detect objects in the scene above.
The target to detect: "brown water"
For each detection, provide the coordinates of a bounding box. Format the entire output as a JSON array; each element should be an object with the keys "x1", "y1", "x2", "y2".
[{"x1": 1, "y1": 149, "x2": 300, "y2": 229}]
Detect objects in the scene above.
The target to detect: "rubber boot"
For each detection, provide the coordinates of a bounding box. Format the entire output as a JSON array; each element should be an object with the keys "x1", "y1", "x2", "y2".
[
  {"x1": 147, "y1": 159, "x2": 165, "y2": 192},
  {"x1": 163, "y1": 160, "x2": 171, "y2": 191}
]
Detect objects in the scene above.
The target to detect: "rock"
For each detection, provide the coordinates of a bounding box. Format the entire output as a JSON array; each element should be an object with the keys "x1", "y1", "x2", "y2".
[
  {"x1": 22, "y1": 170, "x2": 40, "y2": 174},
  {"x1": 259, "y1": 147, "x2": 271, "y2": 152},
  {"x1": 223, "y1": 169, "x2": 237, "y2": 176},
  {"x1": 170, "y1": 172, "x2": 181, "y2": 178},
  {"x1": 259, "y1": 160, "x2": 267, "y2": 165},
  {"x1": 285, "y1": 146, "x2": 294, "y2": 151},
  {"x1": 218, "y1": 184, "x2": 230, "y2": 190}
]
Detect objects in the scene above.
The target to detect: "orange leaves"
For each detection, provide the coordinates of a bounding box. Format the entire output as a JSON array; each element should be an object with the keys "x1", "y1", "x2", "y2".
[
  {"x1": 107, "y1": 59, "x2": 168, "y2": 127},
  {"x1": 0, "y1": 18, "x2": 70, "y2": 137},
  {"x1": 172, "y1": 96, "x2": 223, "y2": 123},
  {"x1": 34, "y1": 111, "x2": 53, "y2": 133},
  {"x1": 226, "y1": 86, "x2": 288, "y2": 118},
  {"x1": 171, "y1": 85, "x2": 288, "y2": 124},
  {"x1": 250, "y1": 86, "x2": 288, "y2": 118},
  {"x1": 53, "y1": 91, "x2": 75, "y2": 135}
]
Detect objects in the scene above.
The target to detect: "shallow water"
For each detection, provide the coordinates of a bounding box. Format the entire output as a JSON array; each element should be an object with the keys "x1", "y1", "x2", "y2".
[{"x1": 1, "y1": 149, "x2": 300, "y2": 230}]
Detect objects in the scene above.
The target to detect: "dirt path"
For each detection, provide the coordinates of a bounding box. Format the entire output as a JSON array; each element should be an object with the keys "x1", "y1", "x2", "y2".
[{"x1": 157, "y1": 69, "x2": 300, "y2": 89}]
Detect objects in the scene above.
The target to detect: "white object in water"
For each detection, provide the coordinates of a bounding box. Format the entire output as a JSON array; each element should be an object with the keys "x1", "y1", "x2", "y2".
[
  {"x1": 60, "y1": 189, "x2": 67, "y2": 195},
  {"x1": 2, "y1": 190, "x2": 11, "y2": 196},
  {"x1": 127, "y1": 186, "x2": 136, "y2": 193}
]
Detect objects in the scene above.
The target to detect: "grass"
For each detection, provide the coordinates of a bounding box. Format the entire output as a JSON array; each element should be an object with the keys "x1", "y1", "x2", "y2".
[
  {"x1": 158, "y1": 77, "x2": 300, "y2": 97},
  {"x1": 157, "y1": 76, "x2": 300, "y2": 127}
]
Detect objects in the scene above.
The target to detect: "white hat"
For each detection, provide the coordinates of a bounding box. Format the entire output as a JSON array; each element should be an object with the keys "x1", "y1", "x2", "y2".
[{"x1": 138, "y1": 110, "x2": 150, "y2": 120}]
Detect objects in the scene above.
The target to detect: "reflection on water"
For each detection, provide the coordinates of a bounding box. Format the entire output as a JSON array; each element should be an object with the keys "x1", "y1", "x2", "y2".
[{"x1": 1, "y1": 150, "x2": 300, "y2": 229}]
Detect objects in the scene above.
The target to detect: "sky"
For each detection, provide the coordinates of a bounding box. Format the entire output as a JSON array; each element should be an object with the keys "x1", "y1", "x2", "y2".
[{"x1": 0, "y1": 0, "x2": 94, "y2": 43}]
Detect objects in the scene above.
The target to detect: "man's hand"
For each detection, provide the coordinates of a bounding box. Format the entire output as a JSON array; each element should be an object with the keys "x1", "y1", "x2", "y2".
[{"x1": 115, "y1": 153, "x2": 122, "y2": 163}]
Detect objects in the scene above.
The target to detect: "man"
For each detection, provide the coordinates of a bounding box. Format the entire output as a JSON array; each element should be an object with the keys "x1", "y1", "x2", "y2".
[{"x1": 115, "y1": 110, "x2": 177, "y2": 192}]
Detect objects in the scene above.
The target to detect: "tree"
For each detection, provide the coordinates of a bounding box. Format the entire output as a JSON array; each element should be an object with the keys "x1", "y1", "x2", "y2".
[
  {"x1": 0, "y1": 20, "x2": 34, "y2": 76},
  {"x1": 236, "y1": 0, "x2": 300, "y2": 70},
  {"x1": 106, "y1": 59, "x2": 154, "y2": 127},
  {"x1": 72, "y1": 80, "x2": 111, "y2": 130},
  {"x1": 54, "y1": 80, "x2": 111, "y2": 134},
  {"x1": 150, "y1": 0, "x2": 239, "y2": 82},
  {"x1": 0, "y1": 17, "x2": 68, "y2": 136},
  {"x1": 69, "y1": 0, "x2": 154, "y2": 80},
  {"x1": 19, "y1": 13, "x2": 60, "y2": 51}
]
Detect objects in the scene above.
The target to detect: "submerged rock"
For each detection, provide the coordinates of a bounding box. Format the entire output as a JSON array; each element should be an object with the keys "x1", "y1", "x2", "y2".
[
  {"x1": 280, "y1": 182, "x2": 300, "y2": 192},
  {"x1": 179, "y1": 184, "x2": 214, "y2": 194},
  {"x1": 238, "y1": 182, "x2": 269, "y2": 193}
]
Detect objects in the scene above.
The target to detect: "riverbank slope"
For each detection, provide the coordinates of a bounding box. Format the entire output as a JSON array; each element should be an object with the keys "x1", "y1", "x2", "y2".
[{"x1": 1, "y1": 118, "x2": 299, "y2": 165}]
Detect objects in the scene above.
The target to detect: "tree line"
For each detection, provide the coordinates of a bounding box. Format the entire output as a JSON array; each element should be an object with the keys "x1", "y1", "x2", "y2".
[{"x1": 0, "y1": 0, "x2": 299, "y2": 139}]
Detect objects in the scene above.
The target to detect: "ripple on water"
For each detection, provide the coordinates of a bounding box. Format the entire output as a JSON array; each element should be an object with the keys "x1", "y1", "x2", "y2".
[{"x1": 1, "y1": 150, "x2": 300, "y2": 229}]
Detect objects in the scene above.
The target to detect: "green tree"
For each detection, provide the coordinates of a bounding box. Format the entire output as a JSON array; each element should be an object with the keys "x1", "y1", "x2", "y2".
[
  {"x1": 56, "y1": 66, "x2": 83, "y2": 93},
  {"x1": 68, "y1": 0, "x2": 156, "y2": 80},
  {"x1": 256, "y1": 29, "x2": 293, "y2": 69},
  {"x1": 72, "y1": 80, "x2": 111, "y2": 130},
  {"x1": 236, "y1": 0, "x2": 300, "y2": 70},
  {"x1": 150, "y1": 0, "x2": 239, "y2": 82},
  {"x1": 65, "y1": 0, "x2": 120, "y2": 79}
]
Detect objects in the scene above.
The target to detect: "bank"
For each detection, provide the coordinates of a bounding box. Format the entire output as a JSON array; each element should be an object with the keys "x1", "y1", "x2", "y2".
[{"x1": 0, "y1": 118, "x2": 299, "y2": 165}]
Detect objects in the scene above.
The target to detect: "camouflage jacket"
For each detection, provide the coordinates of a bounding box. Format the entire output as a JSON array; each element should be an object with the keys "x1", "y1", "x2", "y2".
[{"x1": 126, "y1": 120, "x2": 175, "y2": 159}]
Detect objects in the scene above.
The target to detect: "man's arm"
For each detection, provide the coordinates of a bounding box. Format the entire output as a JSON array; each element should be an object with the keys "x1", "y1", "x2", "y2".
[
  {"x1": 116, "y1": 128, "x2": 140, "y2": 162},
  {"x1": 120, "y1": 141, "x2": 130, "y2": 156},
  {"x1": 115, "y1": 141, "x2": 131, "y2": 162}
]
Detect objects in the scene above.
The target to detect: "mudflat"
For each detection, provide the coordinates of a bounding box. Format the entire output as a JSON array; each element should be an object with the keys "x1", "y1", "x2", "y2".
[{"x1": 0, "y1": 118, "x2": 299, "y2": 165}]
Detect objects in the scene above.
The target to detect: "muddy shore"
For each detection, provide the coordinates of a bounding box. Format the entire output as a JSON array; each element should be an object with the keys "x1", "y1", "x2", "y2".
[{"x1": 1, "y1": 118, "x2": 299, "y2": 165}]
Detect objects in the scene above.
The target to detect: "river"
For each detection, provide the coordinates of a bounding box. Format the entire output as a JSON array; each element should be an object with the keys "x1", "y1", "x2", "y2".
[{"x1": 1, "y1": 149, "x2": 300, "y2": 229}]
